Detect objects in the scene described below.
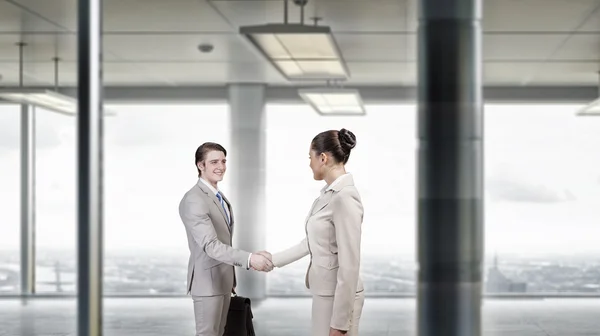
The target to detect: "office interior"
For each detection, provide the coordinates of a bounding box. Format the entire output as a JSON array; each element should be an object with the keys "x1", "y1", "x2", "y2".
[{"x1": 1, "y1": 0, "x2": 600, "y2": 335}]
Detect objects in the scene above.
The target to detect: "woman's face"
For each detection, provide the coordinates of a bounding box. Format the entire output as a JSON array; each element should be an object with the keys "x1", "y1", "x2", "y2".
[
  {"x1": 308, "y1": 147, "x2": 326, "y2": 181},
  {"x1": 308, "y1": 144, "x2": 329, "y2": 181}
]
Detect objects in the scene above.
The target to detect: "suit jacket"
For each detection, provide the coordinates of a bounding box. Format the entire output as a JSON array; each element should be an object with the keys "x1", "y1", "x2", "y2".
[
  {"x1": 179, "y1": 179, "x2": 251, "y2": 296},
  {"x1": 272, "y1": 174, "x2": 364, "y2": 331}
]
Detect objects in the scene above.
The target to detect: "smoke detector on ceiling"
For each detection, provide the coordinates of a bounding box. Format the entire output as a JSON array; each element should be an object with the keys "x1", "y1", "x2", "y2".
[{"x1": 198, "y1": 44, "x2": 214, "y2": 53}]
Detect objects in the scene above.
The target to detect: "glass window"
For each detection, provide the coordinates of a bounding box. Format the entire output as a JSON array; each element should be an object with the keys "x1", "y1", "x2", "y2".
[
  {"x1": 265, "y1": 104, "x2": 417, "y2": 295},
  {"x1": 103, "y1": 104, "x2": 229, "y2": 294},
  {"x1": 0, "y1": 105, "x2": 21, "y2": 294},
  {"x1": 265, "y1": 103, "x2": 600, "y2": 296},
  {"x1": 14, "y1": 101, "x2": 600, "y2": 296},
  {"x1": 35, "y1": 108, "x2": 76, "y2": 293},
  {"x1": 484, "y1": 104, "x2": 600, "y2": 294}
]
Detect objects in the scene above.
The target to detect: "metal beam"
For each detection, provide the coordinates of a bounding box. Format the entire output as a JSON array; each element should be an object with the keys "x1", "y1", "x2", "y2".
[
  {"x1": 19, "y1": 104, "x2": 35, "y2": 295},
  {"x1": 61, "y1": 85, "x2": 600, "y2": 104},
  {"x1": 0, "y1": 86, "x2": 595, "y2": 105},
  {"x1": 417, "y1": 1, "x2": 483, "y2": 336},
  {"x1": 77, "y1": 0, "x2": 103, "y2": 335}
]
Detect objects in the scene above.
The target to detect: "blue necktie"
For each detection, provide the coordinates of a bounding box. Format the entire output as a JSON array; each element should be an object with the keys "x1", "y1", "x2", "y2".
[{"x1": 216, "y1": 192, "x2": 230, "y2": 225}]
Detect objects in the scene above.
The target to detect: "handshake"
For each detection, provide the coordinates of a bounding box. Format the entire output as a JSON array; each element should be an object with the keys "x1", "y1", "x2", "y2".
[{"x1": 249, "y1": 251, "x2": 274, "y2": 272}]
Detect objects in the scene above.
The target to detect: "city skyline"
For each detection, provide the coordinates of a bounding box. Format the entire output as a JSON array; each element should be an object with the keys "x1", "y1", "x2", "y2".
[{"x1": 3, "y1": 249, "x2": 600, "y2": 295}]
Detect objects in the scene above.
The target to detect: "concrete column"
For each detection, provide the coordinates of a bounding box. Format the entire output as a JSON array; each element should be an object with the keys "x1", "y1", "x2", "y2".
[
  {"x1": 20, "y1": 104, "x2": 35, "y2": 295},
  {"x1": 77, "y1": 0, "x2": 104, "y2": 335},
  {"x1": 417, "y1": 0, "x2": 484, "y2": 336},
  {"x1": 228, "y1": 83, "x2": 267, "y2": 300}
]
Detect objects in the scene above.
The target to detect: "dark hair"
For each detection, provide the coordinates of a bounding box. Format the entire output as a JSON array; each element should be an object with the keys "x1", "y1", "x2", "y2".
[
  {"x1": 195, "y1": 142, "x2": 227, "y2": 177},
  {"x1": 311, "y1": 128, "x2": 356, "y2": 164}
]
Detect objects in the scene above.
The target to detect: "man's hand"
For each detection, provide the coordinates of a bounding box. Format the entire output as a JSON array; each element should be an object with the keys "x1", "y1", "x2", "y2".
[
  {"x1": 256, "y1": 250, "x2": 272, "y2": 261},
  {"x1": 329, "y1": 328, "x2": 347, "y2": 336},
  {"x1": 250, "y1": 253, "x2": 273, "y2": 272}
]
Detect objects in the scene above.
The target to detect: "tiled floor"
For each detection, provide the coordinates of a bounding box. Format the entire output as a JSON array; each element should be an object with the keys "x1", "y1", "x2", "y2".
[{"x1": 1, "y1": 298, "x2": 600, "y2": 335}]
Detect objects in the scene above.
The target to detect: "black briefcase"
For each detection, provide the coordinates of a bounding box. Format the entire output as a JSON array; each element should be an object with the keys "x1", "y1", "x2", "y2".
[{"x1": 224, "y1": 293, "x2": 255, "y2": 336}]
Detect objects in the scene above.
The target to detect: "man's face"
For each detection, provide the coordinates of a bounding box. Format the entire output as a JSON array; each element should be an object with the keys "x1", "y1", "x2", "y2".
[{"x1": 198, "y1": 150, "x2": 226, "y2": 186}]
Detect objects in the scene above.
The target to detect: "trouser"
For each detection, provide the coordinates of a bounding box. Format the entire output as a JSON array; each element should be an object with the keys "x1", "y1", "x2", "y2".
[
  {"x1": 311, "y1": 291, "x2": 365, "y2": 336},
  {"x1": 192, "y1": 294, "x2": 231, "y2": 336}
]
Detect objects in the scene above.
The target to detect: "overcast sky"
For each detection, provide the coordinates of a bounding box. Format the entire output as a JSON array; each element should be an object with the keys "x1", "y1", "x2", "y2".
[{"x1": 1, "y1": 103, "x2": 599, "y2": 258}]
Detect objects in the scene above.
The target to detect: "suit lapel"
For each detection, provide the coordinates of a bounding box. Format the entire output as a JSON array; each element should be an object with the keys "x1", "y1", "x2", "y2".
[
  {"x1": 304, "y1": 198, "x2": 320, "y2": 224},
  {"x1": 304, "y1": 175, "x2": 354, "y2": 226},
  {"x1": 311, "y1": 191, "x2": 333, "y2": 215},
  {"x1": 196, "y1": 182, "x2": 231, "y2": 232},
  {"x1": 308, "y1": 175, "x2": 354, "y2": 218},
  {"x1": 304, "y1": 191, "x2": 333, "y2": 226}
]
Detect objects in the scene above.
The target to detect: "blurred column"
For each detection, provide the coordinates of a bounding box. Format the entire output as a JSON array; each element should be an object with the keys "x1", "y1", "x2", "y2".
[
  {"x1": 20, "y1": 103, "x2": 36, "y2": 295},
  {"x1": 77, "y1": 0, "x2": 104, "y2": 335},
  {"x1": 417, "y1": 0, "x2": 484, "y2": 336},
  {"x1": 228, "y1": 83, "x2": 267, "y2": 300}
]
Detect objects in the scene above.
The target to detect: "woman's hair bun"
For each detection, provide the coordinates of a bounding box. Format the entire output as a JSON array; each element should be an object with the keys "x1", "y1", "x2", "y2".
[{"x1": 338, "y1": 128, "x2": 356, "y2": 152}]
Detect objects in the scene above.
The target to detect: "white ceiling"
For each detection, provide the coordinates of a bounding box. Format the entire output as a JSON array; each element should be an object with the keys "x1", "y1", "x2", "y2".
[{"x1": 0, "y1": 0, "x2": 598, "y2": 87}]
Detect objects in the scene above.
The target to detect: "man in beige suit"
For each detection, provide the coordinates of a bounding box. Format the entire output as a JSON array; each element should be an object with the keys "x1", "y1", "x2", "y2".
[
  {"x1": 179, "y1": 142, "x2": 273, "y2": 336},
  {"x1": 263, "y1": 128, "x2": 365, "y2": 336}
]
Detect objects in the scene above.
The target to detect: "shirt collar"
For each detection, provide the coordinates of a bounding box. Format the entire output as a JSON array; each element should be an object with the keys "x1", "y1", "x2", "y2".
[
  {"x1": 322, "y1": 173, "x2": 351, "y2": 193},
  {"x1": 199, "y1": 177, "x2": 219, "y2": 195}
]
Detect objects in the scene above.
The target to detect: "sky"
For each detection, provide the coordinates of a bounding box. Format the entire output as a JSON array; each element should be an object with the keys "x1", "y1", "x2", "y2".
[{"x1": 1, "y1": 103, "x2": 600, "y2": 258}]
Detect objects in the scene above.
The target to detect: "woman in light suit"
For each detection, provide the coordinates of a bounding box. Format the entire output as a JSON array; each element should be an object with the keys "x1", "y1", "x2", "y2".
[{"x1": 270, "y1": 128, "x2": 364, "y2": 336}]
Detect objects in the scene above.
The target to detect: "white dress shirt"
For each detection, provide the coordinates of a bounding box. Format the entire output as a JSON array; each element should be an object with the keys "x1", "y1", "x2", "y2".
[{"x1": 199, "y1": 178, "x2": 231, "y2": 221}]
